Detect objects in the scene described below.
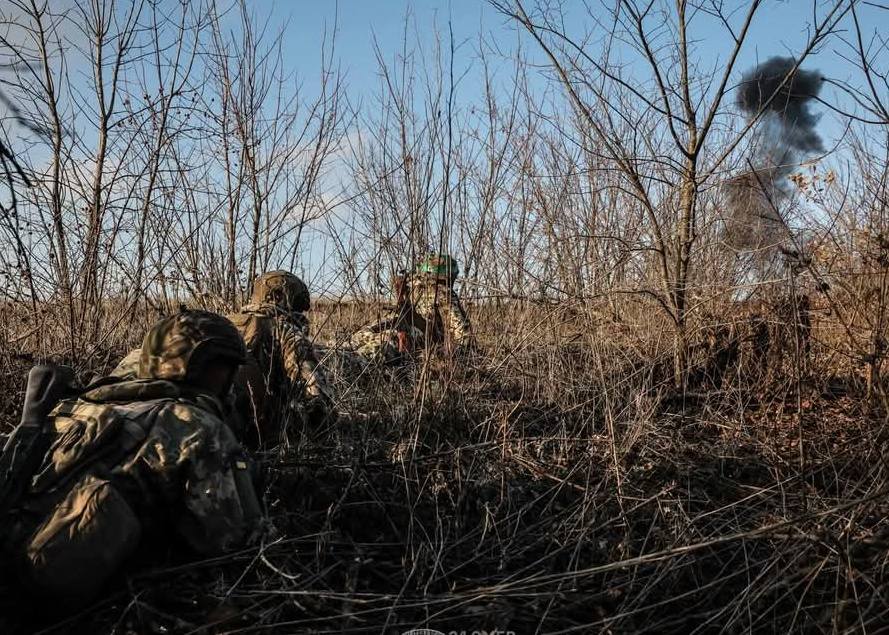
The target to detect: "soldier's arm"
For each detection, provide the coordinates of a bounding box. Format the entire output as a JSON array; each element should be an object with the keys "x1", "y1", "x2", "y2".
[
  {"x1": 441, "y1": 288, "x2": 471, "y2": 345},
  {"x1": 131, "y1": 404, "x2": 258, "y2": 555},
  {"x1": 408, "y1": 280, "x2": 432, "y2": 321},
  {"x1": 279, "y1": 321, "x2": 334, "y2": 410},
  {"x1": 110, "y1": 348, "x2": 142, "y2": 379},
  {"x1": 176, "y1": 413, "x2": 261, "y2": 554}
]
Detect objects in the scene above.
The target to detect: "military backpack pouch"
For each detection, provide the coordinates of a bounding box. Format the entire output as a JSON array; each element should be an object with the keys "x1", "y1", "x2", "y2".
[{"x1": 25, "y1": 473, "x2": 141, "y2": 605}]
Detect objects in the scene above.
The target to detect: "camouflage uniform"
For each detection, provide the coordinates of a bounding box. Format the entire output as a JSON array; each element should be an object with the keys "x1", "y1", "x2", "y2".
[
  {"x1": 408, "y1": 255, "x2": 471, "y2": 347},
  {"x1": 7, "y1": 310, "x2": 261, "y2": 607},
  {"x1": 109, "y1": 347, "x2": 141, "y2": 379},
  {"x1": 228, "y1": 271, "x2": 333, "y2": 449},
  {"x1": 347, "y1": 272, "x2": 426, "y2": 362},
  {"x1": 348, "y1": 313, "x2": 425, "y2": 362}
]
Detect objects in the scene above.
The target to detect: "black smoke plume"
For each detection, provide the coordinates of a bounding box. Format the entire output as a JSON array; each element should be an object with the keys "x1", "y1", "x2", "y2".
[
  {"x1": 724, "y1": 57, "x2": 824, "y2": 252},
  {"x1": 736, "y1": 56, "x2": 824, "y2": 155}
]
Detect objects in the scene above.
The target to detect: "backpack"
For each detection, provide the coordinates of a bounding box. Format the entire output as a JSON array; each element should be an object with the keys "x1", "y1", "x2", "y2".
[{"x1": 11, "y1": 394, "x2": 170, "y2": 607}]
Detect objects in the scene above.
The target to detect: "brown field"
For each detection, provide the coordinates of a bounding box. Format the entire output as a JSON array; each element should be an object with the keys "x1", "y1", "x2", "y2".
[{"x1": 2, "y1": 295, "x2": 888, "y2": 634}]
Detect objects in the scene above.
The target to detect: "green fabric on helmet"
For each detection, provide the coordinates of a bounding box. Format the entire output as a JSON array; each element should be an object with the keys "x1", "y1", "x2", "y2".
[
  {"x1": 139, "y1": 310, "x2": 247, "y2": 381},
  {"x1": 250, "y1": 270, "x2": 311, "y2": 313},
  {"x1": 416, "y1": 254, "x2": 459, "y2": 278}
]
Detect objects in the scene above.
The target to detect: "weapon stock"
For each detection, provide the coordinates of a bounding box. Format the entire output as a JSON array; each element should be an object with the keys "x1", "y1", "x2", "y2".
[{"x1": 0, "y1": 364, "x2": 76, "y2": 515}]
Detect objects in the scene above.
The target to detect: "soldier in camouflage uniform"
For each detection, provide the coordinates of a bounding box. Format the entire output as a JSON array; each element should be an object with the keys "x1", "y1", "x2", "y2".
[
  {"x1": 407, "y1": 254, "x2": 471, "y2": 349},
  {"x1": 348, "y1": 271, "x2": 427, "y2": 362},
  {"x1": 228, "y1": 271, "x2": 334, "y2": 450},
  {"x1": 5, "y1": 310, "x2": 261, "y2": 608}
]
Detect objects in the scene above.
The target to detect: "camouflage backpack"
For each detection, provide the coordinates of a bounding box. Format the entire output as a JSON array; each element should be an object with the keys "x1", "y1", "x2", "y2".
[{"x1": 15, "y1": 393, "x2": 167, "y2": 605}]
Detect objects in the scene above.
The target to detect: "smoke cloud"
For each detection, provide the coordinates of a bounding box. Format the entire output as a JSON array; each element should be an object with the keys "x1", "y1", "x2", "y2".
[
  {"x1": 736, "y1": 56, "x2": 824, "y2": 155},
  {"x1": 724, "y1": 56, "x2": 824, "y2": 253}
]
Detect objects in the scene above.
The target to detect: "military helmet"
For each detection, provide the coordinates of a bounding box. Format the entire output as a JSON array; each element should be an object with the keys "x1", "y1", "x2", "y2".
[
  {"x1": 416, "y1": 254, "x2": 459, "y2": 279},
  {"x1": 139, "y1": 310, "x2": 247, "y2": 381},
  {"x1": 250, "y1": 270, "x2": 310, "y2": 313}
]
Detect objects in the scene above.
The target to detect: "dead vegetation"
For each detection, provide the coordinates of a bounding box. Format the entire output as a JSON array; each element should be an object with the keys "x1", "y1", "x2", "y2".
[
  {"x1": 2, "y1": 298, "x2": 889, "y2": 633},
  {"x1": 2, "y1": 0, "x2": 889, "y2": 632}
]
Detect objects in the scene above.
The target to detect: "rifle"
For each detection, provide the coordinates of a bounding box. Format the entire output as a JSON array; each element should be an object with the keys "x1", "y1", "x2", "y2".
[{"x1": 0, "y1": 364, "x2": 76, "y2": 516}]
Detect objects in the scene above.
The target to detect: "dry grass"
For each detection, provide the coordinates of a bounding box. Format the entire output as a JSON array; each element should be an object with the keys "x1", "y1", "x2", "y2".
[{"x1": 2, "y1": 298, "x2": 889, "y2": 634}]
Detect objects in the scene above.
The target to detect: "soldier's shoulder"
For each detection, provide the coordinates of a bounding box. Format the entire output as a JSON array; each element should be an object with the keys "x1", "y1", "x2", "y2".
[
  {"x1": 231, "y1": 307, "x2": 278, "y2": 344},
  {"x1": 153, "y1": 395, "x2": 227, "y2": 435},
  {"x1": 139, "y1": 400, "x2": 235, "y2": 467},
  {"x1": 227, "y1": 307, "x2": 266, "y2": 327},
  {"x1": 231, "y1": 302, "x2": 281, "y2": 320},
  {"x1": 407, "y1": 274, "x2": 430, "y2": 290},
  {"x1": 110, "y1": 348, "x2": 142, "y2": 379}
]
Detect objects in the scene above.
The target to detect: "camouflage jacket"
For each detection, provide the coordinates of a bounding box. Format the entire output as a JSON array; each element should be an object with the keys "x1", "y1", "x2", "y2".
[
  {"x1": 407, "y1": 274, "x2": 471, "y2": 345},
  {"x1": 110, "y1": 348, "x2": 142, "y2": 380},
  {"x1": 11, "y1": 378, "x2": 260, "y2": 604},
  {"x1": 110, "y1": 346, "x2": 246, "y2": 433},
  {"x1": 228, "y1": 303, "x2": 333, "y2": 442}
]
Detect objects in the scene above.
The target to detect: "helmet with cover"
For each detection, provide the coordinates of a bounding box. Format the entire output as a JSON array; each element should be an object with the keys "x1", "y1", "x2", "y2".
[
  {"x1": 416, "y1": 254, "x2": 459, "y2": 281},
  {"x1": 250, "y1": 270, "x2": 311, "y2": 313},
  {"x1": 139, "y1": 310, "x2": 247, "y2": 381}
]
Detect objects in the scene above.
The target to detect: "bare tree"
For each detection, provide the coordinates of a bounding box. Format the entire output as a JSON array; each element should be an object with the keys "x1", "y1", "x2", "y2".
[
  {"x1": 492, "y1": 0, "x2": 853, "y2": 384},
  {"x1": 202, "y1": 0, "x2": 347, "y2": 302}
]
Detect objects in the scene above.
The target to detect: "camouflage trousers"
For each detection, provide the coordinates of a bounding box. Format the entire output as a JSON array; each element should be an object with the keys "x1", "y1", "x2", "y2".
[{"x1": 348, "y1": 325, "x2": 423, "y2": 362}]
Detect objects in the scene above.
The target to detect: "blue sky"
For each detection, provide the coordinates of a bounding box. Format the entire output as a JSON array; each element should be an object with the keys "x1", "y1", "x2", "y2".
[
  {"x1": 6, "y1": 0, "x2": 883, "y2": 180},
  {"x1": 263, "y1": 0, "x2": 889, "y2": 139},
  {"x1": 3, "y1": 1, "x2": 887, "y2": 296},
  {"x1": 266, "y1": 0, "x2": 889, "y2": 115}
]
